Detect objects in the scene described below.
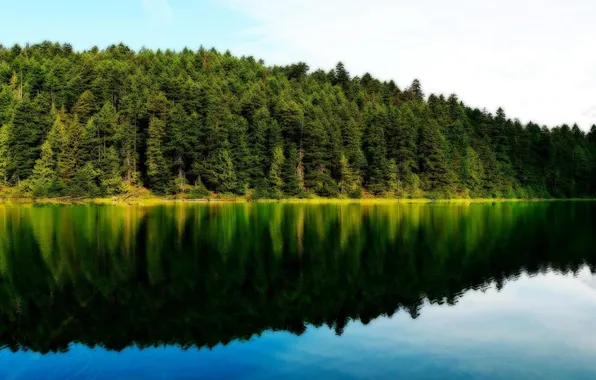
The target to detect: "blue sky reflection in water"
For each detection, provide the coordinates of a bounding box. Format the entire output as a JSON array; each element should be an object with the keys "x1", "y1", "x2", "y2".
[{"x1": 3, "y1": 269, "x2": 596, "y2": 380}]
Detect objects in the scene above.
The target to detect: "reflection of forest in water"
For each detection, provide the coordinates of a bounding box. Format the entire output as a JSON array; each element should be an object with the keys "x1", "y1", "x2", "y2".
[{"x1": 0, "y1": 202, "x2": 594, "y2": 353}]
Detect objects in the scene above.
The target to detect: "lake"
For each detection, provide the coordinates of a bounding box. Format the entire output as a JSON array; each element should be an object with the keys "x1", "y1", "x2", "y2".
[{"x1": 0, "y1": 201, "x2": 595, "y2": 379}]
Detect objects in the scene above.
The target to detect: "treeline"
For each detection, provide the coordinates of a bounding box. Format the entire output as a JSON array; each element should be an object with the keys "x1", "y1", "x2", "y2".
[{"x1": 0, "y1": 41, "x2": 595, "y2": 198}]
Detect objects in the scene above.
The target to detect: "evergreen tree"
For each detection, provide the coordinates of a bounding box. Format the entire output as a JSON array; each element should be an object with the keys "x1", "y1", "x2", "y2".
[
  {"x1": 390, "y1": 104, "x2": 419, "y2": 194},
  {"x1": 462, "y1": 146, "x2": 484, "y2": 196},
  {"x1": 0, "y1": 42, "x2": 592, "y2": 199},
  {"x1": 0, "y1": 124, "x2": 9, "y2": 184},
  {"x1": 282, "y1": 144, "x2": 302, "y2": 196},
  {"x1": 418, "y1": 115, "x2": 455, "y2": 195},
  {"x1": 70, "y1": 163, "x2": 99, "y2": 196},
  {"x1": 100, "y1": 146, "x2": 123, "y2": 194},
  {"x1": 204, "y1": 148, "x2": 237, "y2": 193},
  {"x1": 7, "y1": 99, "x2": 44, "y2": 182},
  {"x1": 73, "y1": 90, "x2": 97, "y2": 123},
  {"x1": 338, "y1": 153, "x2": 359, "y2": 196},
  {"x1": 268, "y1": 145, "x2": 285, "y2": 194},
  {"x1": 29, "y1": 140, "x2": 57, "y2": 196},
  {"x1": 146, "y1": 117, "x2": 168, "y2": 193},
  {"x1": 363, "y1": 104, "x2": 389, "y2": 194}
]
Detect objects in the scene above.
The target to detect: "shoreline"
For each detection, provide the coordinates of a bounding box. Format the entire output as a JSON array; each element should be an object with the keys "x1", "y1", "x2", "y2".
[{"x1": 0, "y1": 196, "x2": 595, "y2": 206}]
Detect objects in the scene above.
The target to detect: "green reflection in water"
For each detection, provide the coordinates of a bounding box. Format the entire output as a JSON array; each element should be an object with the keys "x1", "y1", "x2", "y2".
[{"x1": 0, "y1": 202, "x2": 594, "y2": 353}]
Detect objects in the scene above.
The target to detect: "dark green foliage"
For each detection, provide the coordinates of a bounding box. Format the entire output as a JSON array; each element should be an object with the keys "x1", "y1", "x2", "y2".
[
  {"x1": 418, "y1": 113, "x2": 456, "y2": 195},
  {"x1": 70, "y1": 163, "x2": 100, "y2": 196},
  {"x1": 6, "y1": 98, "x2": 45, "y2": 182},
  {"x1": 0, "y1": 42, "x2": 593, "y2": 198}
]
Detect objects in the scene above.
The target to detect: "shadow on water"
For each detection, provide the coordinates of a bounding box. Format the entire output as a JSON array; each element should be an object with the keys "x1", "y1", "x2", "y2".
[{"x1": 0, "y1": 202, "x2": 594, "y2": 354}]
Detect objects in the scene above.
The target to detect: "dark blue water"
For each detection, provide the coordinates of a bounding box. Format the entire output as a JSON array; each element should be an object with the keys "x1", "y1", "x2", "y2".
[{"x1": 1, "y1": 202, "x2": 595, "y2": 379}]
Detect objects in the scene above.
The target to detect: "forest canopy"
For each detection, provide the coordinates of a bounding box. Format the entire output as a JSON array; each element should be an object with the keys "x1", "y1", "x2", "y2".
[{"x1": 0, "y1": 41, "x2": 594, "y2": 198}]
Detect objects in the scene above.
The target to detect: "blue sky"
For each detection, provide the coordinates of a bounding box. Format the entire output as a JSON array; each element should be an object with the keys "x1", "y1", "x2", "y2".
[
  {"x1": 1, "y1": 1, "x2": 254, "y2": 52},
  {"x1": 1, "y1": 0, "x2": 596, "y2": 129}
]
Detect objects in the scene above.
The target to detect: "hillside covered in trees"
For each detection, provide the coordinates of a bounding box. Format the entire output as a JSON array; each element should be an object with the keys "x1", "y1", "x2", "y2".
[{"x1": 0, "y1": 42, "x2": 595, "y2": 199}]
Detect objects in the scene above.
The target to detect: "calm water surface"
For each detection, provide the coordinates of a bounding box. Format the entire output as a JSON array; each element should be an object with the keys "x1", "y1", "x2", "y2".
[{"x1": 0, "y1": 201, "x2": 595, "y2": 379}]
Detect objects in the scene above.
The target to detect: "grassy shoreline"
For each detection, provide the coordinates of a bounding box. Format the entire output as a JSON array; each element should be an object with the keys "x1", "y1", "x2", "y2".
[{"x1": 1, "y1": 195, "x2": 595, "y2": 206}]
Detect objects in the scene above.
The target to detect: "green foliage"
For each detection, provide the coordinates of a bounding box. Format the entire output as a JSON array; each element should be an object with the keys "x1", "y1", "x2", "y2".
[
  {"x1": 338, "y1": 153, "x2": 359, "y2": 194},
  {"x1": 204, "y1": 148, "x2": 237, "y2": 193},
  {"x1": 268, "y1": 145, "x2": 285, "y2": 194},
  {"x1": 99, "y1": 146, "x2": 124, "y2": 195},
  {"x1": 188, "y1": 176, "x2": 210, "y2": 198},
  {"x1": 0, "y1": 124, "x2": 8, "y2": 184},
  {"x1": 70, "y1": 163, "x2": 100, "y2": 196},
  {"x1": 0, "y1": 42, "x2": 592, "y2": 198},
  {"x1": 29, "y1": 140, "x2": 57, "y2": 197},
  {"x1": 146, "y1": 117, "x2": 168, "y2": 192}
]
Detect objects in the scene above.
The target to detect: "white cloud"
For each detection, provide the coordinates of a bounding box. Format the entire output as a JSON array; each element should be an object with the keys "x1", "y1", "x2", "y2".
[
  {"x1": 584, "y1": 105, "x2": 596, "y2": 120},
  {"x1": 141, "y1": 0, "x2": 174, "y2": 27},
  {"x1": 223, "y1": 0, "x2": 596, "y2": 130}
]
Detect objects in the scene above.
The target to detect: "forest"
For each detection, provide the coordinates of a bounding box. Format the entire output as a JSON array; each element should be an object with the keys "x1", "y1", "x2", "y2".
[{"x1": 0, "y1": 41, "x2": 595, "y2": 199}]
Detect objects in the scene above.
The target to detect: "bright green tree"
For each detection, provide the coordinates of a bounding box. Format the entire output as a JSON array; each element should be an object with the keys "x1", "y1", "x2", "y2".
[{"x1": 29, "y1": 141, "x2": 57, "y2": 196}]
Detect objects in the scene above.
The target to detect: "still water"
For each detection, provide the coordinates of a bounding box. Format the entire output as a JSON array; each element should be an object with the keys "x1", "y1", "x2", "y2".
[{"x1": 0, "y1": 201, "x2": 595, "y2": 379}]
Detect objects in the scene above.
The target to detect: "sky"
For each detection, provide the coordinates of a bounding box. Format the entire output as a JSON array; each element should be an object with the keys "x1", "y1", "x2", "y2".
[{"x1": 1, "y1": 0, "x2": 595, "y2": 130}]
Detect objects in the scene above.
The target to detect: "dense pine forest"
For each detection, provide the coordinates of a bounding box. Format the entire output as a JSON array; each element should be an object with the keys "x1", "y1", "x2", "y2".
[{"x1": 0, "y1": 42, "x2": 595, "y2": 199}]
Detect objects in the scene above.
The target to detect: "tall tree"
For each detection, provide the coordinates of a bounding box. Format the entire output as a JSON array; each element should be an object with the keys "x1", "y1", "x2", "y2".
[{"x1": 29, "y1": 140, "x2": 57, "y2": 196}]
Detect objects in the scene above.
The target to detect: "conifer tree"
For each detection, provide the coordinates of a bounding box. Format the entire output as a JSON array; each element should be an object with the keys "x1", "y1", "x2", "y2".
[
  {"x1": 73, "y1": 90, "x2": 97, "y2": 123},
  {"x1": 0, "y1": 124, "x2": 9, "y2": 184},
  {"x1": 283, "y1": 143, "x2": 302, "y2": 196},
  {"x1": 0, "y1": 42, "x2": 593, "y2": 199},
  {"x1": 268, "y1": 145, "x2": 285, "y2": 194},
  {"x1": 29, "y1": 140, "x2": 57, "y2": 196},
  {"x1": 7, "y1": 98, "x2": 44, "y2": 182},
  {"x1": 364, "y1": 104, "x2": 389, "y2": 194},
  {"x1": 418, "y1": 116, "x2": 455, "y2": 195},
  {"x1": 205, "y1": 148, "x2": 237, "y2": 193},
  {"x1": 146, "y1": 117, "x2": 168, "y2": 193},
  {"x1": 338, "y1": 153, "x2": 359, "y2": 195}
]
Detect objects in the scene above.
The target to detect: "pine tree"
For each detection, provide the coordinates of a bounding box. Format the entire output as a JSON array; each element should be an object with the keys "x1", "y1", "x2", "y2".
[
  {"x1": 229, "y1": 115, "x2": 250, "y2": 194},
  {"x1": 403, "y1": 79, "x2": 424, "y2": 102},
  {"x1": 338, "y1": 153, "x2": 359, "y2": 195},
  {"x1": 0, "y1": 84, "x2": 14, "y2": 127},
  {"x1": 0, "y1": 124, "x2": 9, "y2": 184},
  {"x1": 70, "y1": 163, "x2": 99, "y2": 196},
  {"x1": 418, "y1": 115, "x2": 455, "y2": 195},
  {"x1": 7, "y1": 98, "x2": 44, "y2": 182},
  {"x1": 146, "y1": 117, "x2": 168, "y2": 193},
  {"x1": 205, "y1": 148, "x2": 237, "y2": 193},
  {"x1": 363, "y1": 104, "x2": 389, "y2": 194},
  {"x1": 462, "y1": 146, "x2": 484, "y2": 196},
  {"x1": 268, "y1": 145, "x2": 285, "y2": 194},
  {"x1": 95, "y1": 101, "x2": 118, "y2": 158},
  {"x1": 29, "y1": 140, "x2": 57, "y2": 196},
  {"x1": 302, "y1": 109, "x2": 334, "y2": 194},
  {"x1": 283, "y1": 143, "x2": 302, "y2": 196},
  {"x1": 342, "y1": 116, "x2": 366, "y2": 178},
  {"x1": 333, "y1": 62, "x2": 351, "y2": 94},
  {"x1": 390, "y1": 104, "x2": 419, "y2": 194},
  {"x1": 99, "y1": 146, "x2": 123, "y2": 195},
  {"x1": 73, "y1": 90, "x2": 97, "y2": 123},
  {"x1": 572, "y1": 145, "x2": 591, "y2": 196},
  {"x1": 247, "y1": 107, "x2": 270, "y2": 187}
]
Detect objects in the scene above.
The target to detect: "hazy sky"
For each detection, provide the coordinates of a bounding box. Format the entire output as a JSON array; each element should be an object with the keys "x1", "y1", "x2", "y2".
[{"x1": 2, "y1": 0, "x2": 595, "y2": 130}]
